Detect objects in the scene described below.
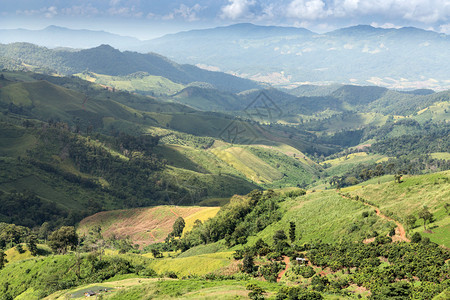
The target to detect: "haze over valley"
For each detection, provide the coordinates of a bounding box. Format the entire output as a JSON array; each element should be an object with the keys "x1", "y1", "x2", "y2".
[{"x1": 0, "y1": 1, "x2": 449, "y2": 299}]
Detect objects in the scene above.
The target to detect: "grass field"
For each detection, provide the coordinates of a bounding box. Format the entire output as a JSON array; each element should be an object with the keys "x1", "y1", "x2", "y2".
[
  {"x1": 147, "y1": 252, "x2": 234, "y2": 277},
  {"x1": 75, "y1": 72, "x2": 185, "y2": 96},
  {"x1": 349, "y1": 171, "x2": 450, "y2": 247},
  {"x1": 44, "y1": 277, "x2": 281, "y2": 300},
  {"x1": 321, "y1": 152, "x2": 388, "y2": 177},
  {"x1": 431, "y1": 152, "x2": 450, "y2": 160},
  {"x1": 246, "y1": 190, "x2": 392, "y2": 247},
  {"x1": 210, "y1": 146, "x2": 283, "y2": 184}
]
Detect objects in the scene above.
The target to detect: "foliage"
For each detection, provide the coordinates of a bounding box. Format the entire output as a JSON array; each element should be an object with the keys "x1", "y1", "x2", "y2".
[
  {"x1": 48, "y1": 226, "x2": 78, "y2": 254},
  {"x1": 276, "y1": 286, "x2": 323, "y2": 299}
]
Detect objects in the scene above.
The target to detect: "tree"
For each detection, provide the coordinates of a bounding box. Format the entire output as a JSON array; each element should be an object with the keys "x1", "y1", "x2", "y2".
[
  {"x1": 26, "y1": 234, "x2": 39, "y2": 256},
  {"x1": 247, "y1": 283, "x2": 265, "y2": 300},
  {"x1": 418, "y1": 207, "x2": 433, "y2": 231},
  {"x1": 0, "y1": 250, "x2": 7, "y2": 270},
  {"x1": 172, "y1": 217, "x2": 185, "y2": 238},
  {"x1": 273, "y1": 229, "x2": 289, "y2": 253},
  {"x1": 289, "y1": 222, "x2": 296, "y2": 243},
  {"x1": 273, "y1": 230, "x2": 287, "y2": 244},
  {"x1": 48, "y1": 226, "x2": 78, "y2": 254},
  {"x1": 411, "y1": 232, "x2": 422, "y2": 243},
  {"x1": 405, "y1": 214, "x2": 417, "y2": 230},
  {"x1": 240, "y1": 254, "x2": 255, "y2": 274},
  {"x1": 151, "y1": 249, "x2": 162, "y2": 258}
]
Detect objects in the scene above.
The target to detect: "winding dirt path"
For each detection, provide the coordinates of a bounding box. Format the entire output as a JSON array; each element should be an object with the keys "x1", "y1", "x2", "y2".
[
  {"x1": 276, "y1": 256, "x2": 290, "y2": 282},
  {"x1": 339, "y1": 192, "x2": 409, "y2": 243}
]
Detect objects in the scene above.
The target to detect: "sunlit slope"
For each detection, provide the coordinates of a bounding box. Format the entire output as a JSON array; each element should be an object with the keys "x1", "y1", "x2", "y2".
[
  {"x1": 75, "y1": 71, "x2": 185, "y2": 96},
  {"x1": 210, "y1": 146, "x2": 283, "y2": 184},
  {"x1": 247, "y1": 190, "x2": 392, "y2": 246},
  {"x1": 78, "y1": 206, "x2": 220, "y2": 247},
  {"x1": 348, "y1": 171, "x2": 450, "y2": 247}
]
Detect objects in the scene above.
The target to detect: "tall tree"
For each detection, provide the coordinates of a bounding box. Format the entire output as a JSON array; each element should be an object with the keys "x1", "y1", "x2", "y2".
[
  {"x1": 26, "y1": 234, "x2": 39, "y2": 256},
  {"x1": 0, "y1": 250, "x2": 7, "y2": 270},
  {"x1": 418, "y1": 207, "x2": 433, "y2": 231},
  {"x1": 48, "y1": 226, "x2": 78, "y2": 254},
  {"x1": 172, "y1": 217, "x2": 186, "y2": 237},
  {"x1": 289, "y1": 221, "x2": 296, "y2": 243}
]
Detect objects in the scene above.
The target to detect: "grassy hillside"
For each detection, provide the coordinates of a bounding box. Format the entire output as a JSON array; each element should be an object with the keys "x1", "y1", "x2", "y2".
[
  {"x1": 321, "y1": 152, "x2": 388, "y2": 177},
  {"x1": 211, "y1": 146, "x2": 283, "y2": 184},
  {"x1": 78, "y1": 206, "x2": 220, "y2": 247},
  {"x1": 246, "y1": 190, "x2": 392, "y2": 246},
  {"x1": 348, "y1": 171, "x2": 450, "y2": 247},
  {"x1": 75, "y1": 71, "x2": 185, "y2": 96}
]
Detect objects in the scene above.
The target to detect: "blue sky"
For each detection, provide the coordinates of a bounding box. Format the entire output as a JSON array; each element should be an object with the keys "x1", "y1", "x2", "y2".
[{"x1": 1, "y1": 0, "x2": 450, "y2": 39}]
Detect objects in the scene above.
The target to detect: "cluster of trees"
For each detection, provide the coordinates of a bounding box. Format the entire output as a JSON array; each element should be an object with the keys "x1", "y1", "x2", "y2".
[
  {"x1": 164, "y1": 190, "x2": 287, "y2": 252},
  {"x1": 330, "y1": 155, "x2": 450, "y2": 188},
  {"x1": 0, "y1": 191, "x2": 68, "y2": 228},
  {"x1": 306, "y1": 239, "x2": 449, "y2": 298},
  {"x1": 369, "y1": 123, "x2": 450, "y2": 156}
]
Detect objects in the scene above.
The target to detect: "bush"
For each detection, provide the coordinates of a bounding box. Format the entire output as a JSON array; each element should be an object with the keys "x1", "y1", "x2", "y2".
[{"x1": 411, "y1": 232, "x2": 422, "y2": 243}]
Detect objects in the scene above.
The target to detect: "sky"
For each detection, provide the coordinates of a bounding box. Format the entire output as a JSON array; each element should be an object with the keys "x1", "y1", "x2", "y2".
[{"x1": 1, "y1": 0, "x2": 450, "y2": 39}]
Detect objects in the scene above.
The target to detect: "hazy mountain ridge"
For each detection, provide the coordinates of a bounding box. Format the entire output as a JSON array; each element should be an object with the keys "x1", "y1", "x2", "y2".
[
  {"x1": 2, "y1": 23, "x2": 449, "y2": 90},
  {"x1": 0, "y1": 25, "x2": 142, "y2": 50},
  {"x1": 140, "y1": 24, "x2": 450, "y2": 90},
  {"x1": 0, "y1": 43, "x2": 260, "y2": 93}
]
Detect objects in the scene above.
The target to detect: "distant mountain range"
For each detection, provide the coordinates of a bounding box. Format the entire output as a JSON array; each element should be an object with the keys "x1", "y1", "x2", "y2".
[
  {"x1": 1, "y1": 23, "x2": 450, "y2": 90},
  {"x1": 0, "y1": 43, "x2": 259, "y2": 93},
  {"x1": 140, "y1": 23, "x2": 450, "y2": 90},
  {"x1": 0, "y1": 25, "x2": 142, "y2": 50}
]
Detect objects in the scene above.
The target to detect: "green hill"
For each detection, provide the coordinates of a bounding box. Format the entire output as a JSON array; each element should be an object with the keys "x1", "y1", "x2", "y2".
[
  {"x1": 347, "y1": 171, "x2": 450, "y2": 247},
  {"x1": 0, "y1": 43, "x2": 260, "y2": 93},
  {"x1": 75, "y1": 71, "x2": 185, "y2": 96}
]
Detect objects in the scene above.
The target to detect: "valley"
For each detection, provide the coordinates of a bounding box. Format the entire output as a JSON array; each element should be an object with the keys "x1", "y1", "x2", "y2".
[{"x1": 0, "y1": 22, "x2": 449, "y2": 299}]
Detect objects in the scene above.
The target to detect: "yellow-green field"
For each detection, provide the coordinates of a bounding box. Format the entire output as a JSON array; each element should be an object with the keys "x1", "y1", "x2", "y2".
[
  {"x1": 321, "y1": 152, "x2": 387, "y2": 177},
  {"x1": 147, "y1": 251, "x2": 234, "y2": 277},
  {"x1": 431, "y1": 152, "x2": 450, "y2": 160},
  {"x1": 211, "y1": 146, "x2": 282, "y2": 184}
]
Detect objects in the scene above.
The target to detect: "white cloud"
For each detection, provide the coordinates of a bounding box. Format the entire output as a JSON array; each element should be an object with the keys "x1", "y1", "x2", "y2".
[
  {"x1": 174, "y1": 4, "x2": 203, "y2": 21},
  {"x1": 332, "y1": 0, "x2": 450, "y2": 24},
  {"x1": 440, "y1": 23, "x2": 450, "y2": 34},
  {"x1": 286, "y1": 0, "x2": 328, "y2": 20},
  {"x1": 110, "y1": 0, "x2": 122, "y2": 6},
  {"x1": 220, "y1": 0, "x2": 255, "y2": 20},
  {"x1": 61, "y1": 5, "x2": 99, "y2": 17},
  {"x1": 108, "y1": 6, "x2": 142, "y2": 17},
  {"x1": 16, "y1": 6, "x2": 58, "y2": 18}
]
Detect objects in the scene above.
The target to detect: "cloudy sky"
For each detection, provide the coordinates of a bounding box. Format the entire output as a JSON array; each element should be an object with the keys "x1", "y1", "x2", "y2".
[{"x1": 1, "y1": 0, "x2": 450, "y2": 39}]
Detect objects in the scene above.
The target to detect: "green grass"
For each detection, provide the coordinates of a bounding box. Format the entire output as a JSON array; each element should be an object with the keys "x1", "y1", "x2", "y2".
[
  {"x1": 246, "y1": 190, "x2": 392, "y2": 247},
  {"x1": 148, "y1": 252, "x2": 234, "y2": 277},
  {"x1": 247, "y1": 145, "x2": 320, "y2": 188},
  {"x1": 322, "y1": 152, "x2": 388, "y2": 177},
  {"x1": 49, "y1": 278, "x2": 280, "y2": 300},
  {"x1": 211, "y1": 146, "x2": 283, "y2": 184},
  {"x1": 75, "y1": 72, "x2": 185, "y2": 96},
  {"x1": 349, "y1": 171, "x2": 450, "y2": 247},
  {"x1": 431, "y1": 152, "x2": 450, "y2": 160}
]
